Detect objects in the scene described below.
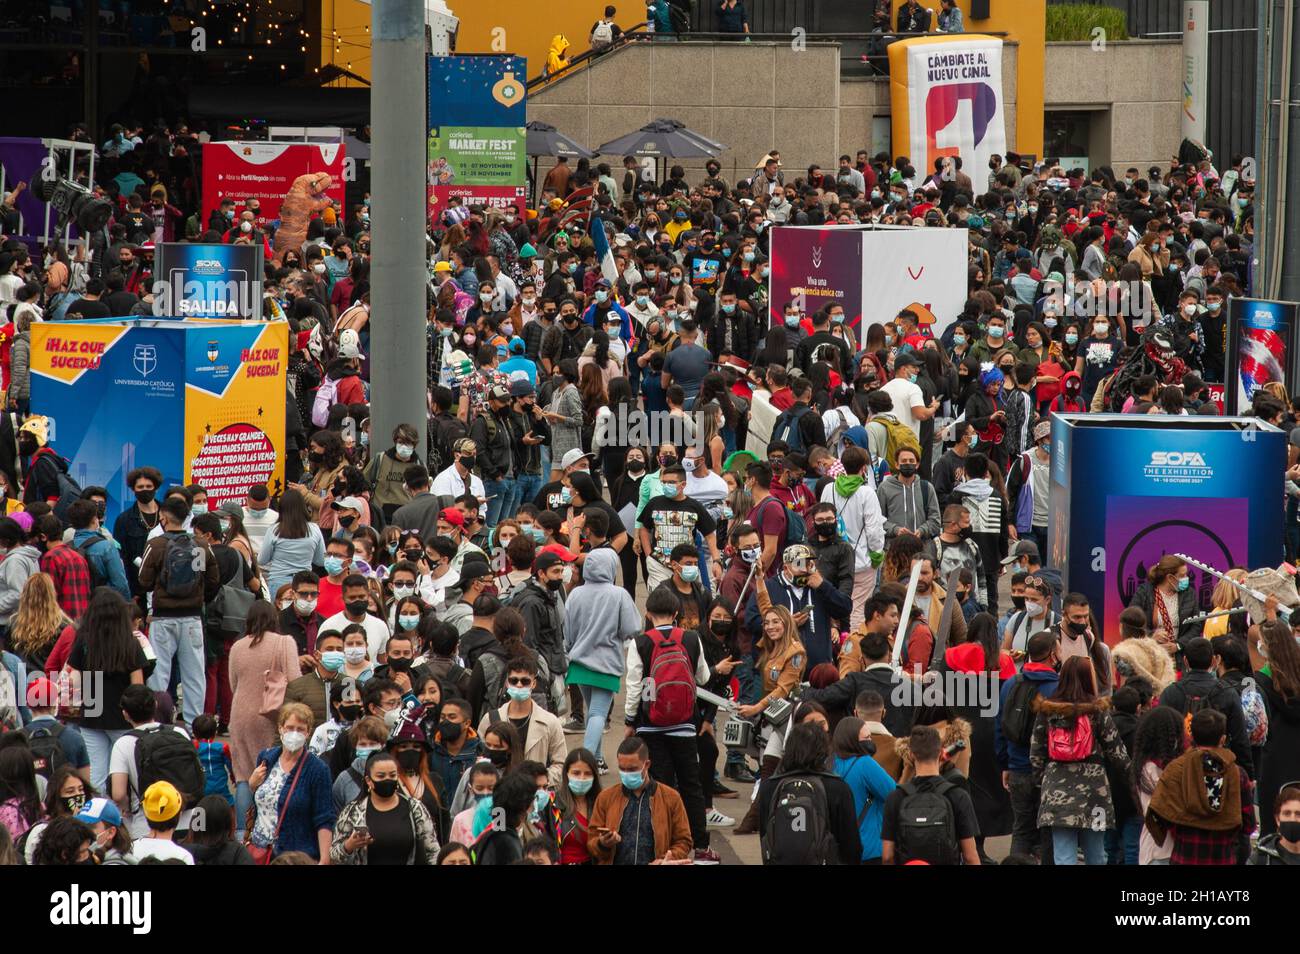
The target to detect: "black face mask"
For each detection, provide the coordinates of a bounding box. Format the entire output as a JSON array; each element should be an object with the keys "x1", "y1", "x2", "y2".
[
  {"x1": 404, "y1": 548, "x2": 423, "y2": 562},
  {"x1": 546, "y1": 578, "x2": 565, "y2": 592},
  {"x1": 338, "y1": 515, "x2": 357, "y2": 528},
  {"x1": 345, "y1": 599, "x2": 369, "y2": 617},
  {"x1": 438, "y1": 720, "x2": 463, "y2": 742},
  {"x1": 1011, "y1": 595, "x2": 1026, "y2": 611},
  {"x1": 710, "y1": 619, "x2": 734, "y2": 637},
  {"x1": 1279, "y1": 820, "x2": 1300, "y2": 844},
  {"x1": 958, "y1": 526, "x2": 973, "y2": 541},
  {"x1": 814, "y1": 523, "x2": 836, "y2": 539},
  {"x1": 1067, "y1": 620, "x2": 1089, "y2": 636},
  {"x1": 897, "y1": 463, "x2": 918, "y2": 478},
  {"x1": 134, "y1": 489, "x2": 156, "y2": 505},
  {"x1": 487, "y1": 748, "x2": 511, "y2": 768},
  {"x1": 95, "y1": 501, "x2": 107, "y2": 519},
  {"x1": 308, "y1": 451, "x2": 324, "y2": 464},
  {"x1": 395, "y1": 749, "x2": 422, "y2": 772},
  {"x1": 339, "y1": 704, "x2": 363, "y2": 722},
  {"x1": 387, "y1": 657, "x2": 412, "y2": 672},
  {"x1": 17, "y1": 435, "x2": 37, "y2": 456},
  {"x1": 626, "y1": 459, "x2": 645, "y2": 474},
  {"x1": 371, "y1": 778, "x2": 399, "y2": 798}
]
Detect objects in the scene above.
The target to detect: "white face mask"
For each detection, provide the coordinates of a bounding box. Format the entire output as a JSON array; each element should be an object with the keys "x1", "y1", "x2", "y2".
[
  {"x1": 383, "y1": 707, "x2": 402, "y2": 729},
  {"x1": 344, "y1": 646, "x2": 367, "y2": 664},
  {"x1": 281, "y1": 730, "x2": 307, "y2": 752},
  {"x1": 294, "y1": 597, "x2": 317, "y2": 615},
  {"x1": 1025, "y1": 600, "x2": 1045, "y2": 618},
  {"x1": 312, "y1": 262, "x2": 326, "y2": 275},
  {"x1": 395, "y1": 443, "x2": 414, "y2": 461}
]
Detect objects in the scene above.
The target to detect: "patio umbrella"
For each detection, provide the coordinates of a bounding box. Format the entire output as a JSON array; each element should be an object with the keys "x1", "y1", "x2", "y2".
[
  {"x1": 595, "y1": 118, "x2": 726, "y2": 159},
  {"x1": 525, "y1": 121, "x2": 596, "y2": 159}
]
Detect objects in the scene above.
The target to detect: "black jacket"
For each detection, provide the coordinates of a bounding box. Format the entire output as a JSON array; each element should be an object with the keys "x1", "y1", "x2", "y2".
[
  {"x1": 794, "y1": 331, "x2": 852, "y2": 377},
  {"x1": 1158, "y1": 669, "x2": 1253, "y2": 775},
  {"x1": 23, "y1": 447, "x2": 67, "y2": 506},
  {"x1": 112, "y1": 503, "x2": 158, "y2": 597},
  {"x1": 511, "y1": 579, "x2": 568, "y2": 677},
  {"x1": 757, "y1": 770, "x2": 863, "y2": 865},
  {"x1": 188, "y1": 839, "x2": 254, "y2": 865},
  {"x1": 506, "y1": 406, "x2": 550, "y2": 476},
  {"x1": 1128, "y1": 580, "x2": 1203, "y2": 648},
  {"x1": 931, "y1": 448, "x2": 969, "y2": 509},
  {"x1": 809, "y1": 536, "x2": 855, "y2": 625},
  {"x1": 803, "y1": 665, "x2": 915, "y2": 737},
  {"x1": 705, "y1": 310, "x2": 759, "y2": 363},
  {"x1": 469, "y1": 405, "x2": 514, "y2": 481}
]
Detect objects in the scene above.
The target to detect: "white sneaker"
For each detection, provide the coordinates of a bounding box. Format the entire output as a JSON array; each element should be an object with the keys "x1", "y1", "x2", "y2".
[{"x1": 706, "y1": 808, "x2": 735, "y2": 828}]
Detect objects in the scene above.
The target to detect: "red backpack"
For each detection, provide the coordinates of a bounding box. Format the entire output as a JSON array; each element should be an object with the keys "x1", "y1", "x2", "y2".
[
  {"x1": 1047, "y1": 712, "x2": 1095, "y2": 762},
  {"x1": 645, "y1": 627, "x2": 696, "y2": 727}
]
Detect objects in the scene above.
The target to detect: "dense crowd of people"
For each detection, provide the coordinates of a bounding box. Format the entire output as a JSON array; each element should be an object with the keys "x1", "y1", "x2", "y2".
[{"x1": 0, "y1": 108, "x2": 1298, "y2": 869}]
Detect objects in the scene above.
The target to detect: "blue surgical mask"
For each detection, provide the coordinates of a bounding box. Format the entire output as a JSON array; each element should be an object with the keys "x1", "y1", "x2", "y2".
[
  {"x1": 620, "y1": 769, "x2": 645, "y2": 791},
  {"x1": 908, "y1": 373, "x2": 918, "y2": 384},
  {"x1": 830, "y1": 313, "x2": 845, "y2": 324},
  {"x1": 1043, "y1": 317, "x2": 1058, "y2": 328},
  {"x1": 1177, "y1": 576, "x2": 1190, "y2": 592},
  {"x1": 566, "y1": 262, "x2": 578, "y2": 274},
  {"x1": 398, "y1": 614, "x2": 420, "y2": 631},
  {"x1": 608, "y1": 326, "x2": 621, "y2": 339},
  {"x1": 568, "y1": 775, "x2": 593, "y2": 795},
  {"x1": 743, "y1": 251, "x2": 756, "y2": 263},
  {"x1": 533, "y1": 789, "x2": 550, "y2": 814},
  {"x1": 953, "y1": 335, "x2": 966, "y2": 347},
  {"x1": 324, "y1": 556, "x2": 345, "y2": 576},
  {"x1": 636, "y1": 295, "x2": 649, "y2": 307},
  {"x1": 680, "y1": 565, "x2": 700, "y2": 583},
  {"x1": 439, "y1": 326, "x2": 453, "y2": 337},
  {"x1": 1065, "y1": 333, "x2": 1079, "y2": 345},
  {"x1": 660, "y1": 482, "x2": 679, "y2": 497},
  {"x1": 989, "y1": 325, "x2": 1005, "y2": 338},
  {"x1": 784, "y1": 315, "x2": 800, "y2": 329},
  {"x1": 506, "y1": 685, "x2": 532, "y2": 702},
  {"x1": 595, "y1": 290, "x2": 608, "y2": 303},
  {"x1": 968, "y1": 433, "x2": 979, "y2": 448},
  {"x1": 321, "y1": 650, "x2": 345, "y2": 672},
  {"x1": 721, "y1": 303, "x2": 736, "y2": 314},
  {"x1": 529, "y1": 527, "x2": 546, "y2": 543}
]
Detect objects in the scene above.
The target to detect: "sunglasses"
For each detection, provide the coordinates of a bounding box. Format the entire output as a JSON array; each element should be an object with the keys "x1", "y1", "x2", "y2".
[{"x1": 506, "y1": 677, "x2": 532, "y2": 687}]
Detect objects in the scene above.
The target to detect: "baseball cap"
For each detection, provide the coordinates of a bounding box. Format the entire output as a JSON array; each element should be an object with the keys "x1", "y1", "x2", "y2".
[
  {"x1": 540, "y1": 543, "x2": 578, "y2": 562},
  {"x1": 1001, "y1": 540, "x2": 1041, "y2": 566},
  {"x1": 460, "y1": 555, "x2": 492, "y2": 580},
  {"x1": 438, "y1": 506, "x2": 465, "y2": 528},
  {"x1": 218, "y1": 500, "x2": 244, "y2": 520},
  {"x1": 560, "y1": 448, "x2": 593, "y2": 470},
  {"x1": 509, "y1": 336, "x2": 525, "y2": 354},
  {"x1": 76, "y1": 797, "x2": 124, "y2": 828},
  {"x1": 509, "y1": 377, "x2": 535, "y2": 398},
  {"x1": 488, "y1": 383, "x2": 511, "y2": 403},
  {"x1": 142, "y1": 780, "x2": 183, "y2": 823},
  {"x1": 331, "y1": 495, "x2": 365, "y2": 512},
  {"x1": 893, "y1": 351, "x2": 921, "y2": 369}
]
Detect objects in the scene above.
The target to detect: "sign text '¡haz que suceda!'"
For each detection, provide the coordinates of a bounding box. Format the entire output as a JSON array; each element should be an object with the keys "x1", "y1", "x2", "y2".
[
  {"x1": 240, "y1": 347, "x2": 281, "y2": 378},
  {"x1": 45, "y1": 336, "x2": 106, "y2": 370}
]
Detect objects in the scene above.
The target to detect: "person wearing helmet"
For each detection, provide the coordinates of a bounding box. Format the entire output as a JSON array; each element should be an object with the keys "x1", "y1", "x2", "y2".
[
  {"x1": 742, "y1": 542, "x2": 852, "y2": 670},
  {"x1": 18, "y1": 416, "x2": 71, "y2": 507}
]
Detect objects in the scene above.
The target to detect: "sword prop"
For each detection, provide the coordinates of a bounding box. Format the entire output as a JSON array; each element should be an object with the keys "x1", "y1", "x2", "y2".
[
  {"x1": 1181, "y1": 606, "x2": 1249, "y2": 627},
  {"x1": 1173, "y1": 554, "x2": 1295, "y2": 624},
  {"x1": 731, "y1": 557, "x2": 761, "y2": 620},
  {"x1": 697, "y1": 685, "x2": 737, "y2": 713},
  {"x1": 891, "y1": 559, "x2": 924, "y2": 665}
]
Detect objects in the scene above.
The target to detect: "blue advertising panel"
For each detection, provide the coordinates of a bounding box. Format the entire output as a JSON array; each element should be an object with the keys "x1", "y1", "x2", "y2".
[
  {"x1": 1052, "y1": 415, "x2": 1285, "y2": 644},
  {"x1": 156, "y1": 242, "x2": 263, "y2": 320},
  {"x1": 426, "y1": 55, "x2": 527, "y2": 127}
]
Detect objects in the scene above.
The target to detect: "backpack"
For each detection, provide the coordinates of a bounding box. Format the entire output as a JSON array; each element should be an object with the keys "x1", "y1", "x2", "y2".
[
  {"x1": 895, "y1": 779, "x2": 960, "y2": 865},
  {"x1": 480, "y1": 650, "x2": 552, "y2": 712},
  {"x1": 1046, "y1": 712, "x2": 1095, "y2": 762},
  {"x1": 644, "y1": 627, "x2": 696, "y2": 727},
  {"x1": 311, "y1": 375, "x2": 340, "y2": 427},
  {"x1": 999, "y1": 676, "x2": 1041, "y2": 748},
  {"x1": 19, "y1": 722, "x2": 67, "y2": 779},
  {"x1": 760, "y1": 495, "x2": 806, "y2": 547},
  {"x1": 760, "y1": 773, "x2": 837, "y2": 865},
  {"x1": 74, "y1": 536, "x2": 108, "y2": 591},
  {"x1": 825, "y1": 406, "x2": 856, "y2": 456},
  {"x1": 207, "y1": 557, "x2": 256, "y2": 634},
  {"x1": 158, "y1": 531, "x2": 203, "y2": 600},
  {"x1": 1180, "y1": 688, "x2": 1211, "y2": 738},
  {"x1": 876, "y1": 414, "x2": 922, "y2": 470},
  {"x1": 132, "y1": 725, "x2": 205, "y2": 808},
  {"x1": 1241, "y1": 680, "x2": 1269, "y2": 747},
  {"x1": 771, "y1": 404, "x2": 813, "y2": 453},
  {"x1": 429, "y1": 413, "x2": 468, "y2": 476},
  {"x1": 591, "y1": 19, "x2": 614, "y2": 48}
]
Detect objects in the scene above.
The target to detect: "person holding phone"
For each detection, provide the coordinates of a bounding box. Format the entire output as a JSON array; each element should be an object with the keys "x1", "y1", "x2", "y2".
[{"x1": 330, "y1": 748, "x2": 440, "y2": 865}]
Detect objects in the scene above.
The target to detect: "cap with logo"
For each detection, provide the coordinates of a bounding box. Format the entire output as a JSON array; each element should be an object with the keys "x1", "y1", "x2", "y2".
[{"x1": 142, "y1": 781, "x2": 183, "y2": 823}]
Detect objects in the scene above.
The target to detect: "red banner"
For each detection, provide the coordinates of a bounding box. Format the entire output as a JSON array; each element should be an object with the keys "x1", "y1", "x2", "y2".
[
  {"x1": 202, "y1": 142, "x2": 346, "y2": 229},
  {"x1": 427, "y1": 184, "x2": 527, "y2": 226}
]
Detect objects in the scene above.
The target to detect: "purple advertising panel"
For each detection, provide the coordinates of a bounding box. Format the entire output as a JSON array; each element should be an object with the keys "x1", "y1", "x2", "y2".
[
  {"x1": 767, "y1": 225, "x2": 862, "y2": 329},
  {"x1": 1104, "y1": 495, "x2": 1249, "y2": 646},
  {"x1": 0, "y1": 138, "x2": 57, "y2": 249}
]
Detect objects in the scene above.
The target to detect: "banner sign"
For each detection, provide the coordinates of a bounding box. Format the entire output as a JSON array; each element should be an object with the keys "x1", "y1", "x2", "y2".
[
  {"x1": 1182, "y1": 1, "x2": 1210, "y2": 144},
  {"x1": 1051, "y1": 414, "x2": 1285, "y2": 646},
  {"x1": 888, "y1": 35, "x2": 1008, "y2": 197},
  {"x1": 427, "y1": 55, "x2": 527, "y2": 222},
  {"x1": 30, "y1": 320, "x2": 287, "y2": 521},
  {"x1": 1224, "y1": 297, "x2": 1298, "y2": 415},
  {"x1": 202, "y1": 141, "x2": 346, "y2": 229},
  {"x1": 156, "y1": 243, "x2": 263, "y2": 320},
  {"x1": 768, "y1": 225, "x2": 967, "y2": 333}
]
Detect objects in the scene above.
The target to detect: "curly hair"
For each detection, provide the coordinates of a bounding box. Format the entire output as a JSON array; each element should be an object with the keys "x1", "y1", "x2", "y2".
[
  {"x1": 1130, "y1": 705, "x2": 1186, "y2": 797},
  {"x1": 32, "y1": 816, "x2": 94, "y2": 866},
  {"x1": 883, "y1": 534, "x2": 927, "y2": 583}
]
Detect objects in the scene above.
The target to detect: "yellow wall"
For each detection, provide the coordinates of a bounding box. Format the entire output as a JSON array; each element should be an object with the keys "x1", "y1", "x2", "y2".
[{"x1": 315, "y1": 0, "x2": 1044, "y2": 156}]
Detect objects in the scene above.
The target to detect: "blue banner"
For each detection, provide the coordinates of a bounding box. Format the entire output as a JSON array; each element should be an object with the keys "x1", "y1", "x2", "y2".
[{"x1": 155, "y1": 243, "x2": 263, "y2": 320}]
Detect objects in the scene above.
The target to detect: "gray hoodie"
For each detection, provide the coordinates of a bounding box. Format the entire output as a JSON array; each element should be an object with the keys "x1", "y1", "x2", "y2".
[
  {"x1": 876, "y1": 474, "x2": 941, "y2": 540},
  {"x1": 0, "y1": 544, "x2": 40, "y2": 623},
  {"x1": 563, "y1": 548, "x2": 641, "y2": 678}
]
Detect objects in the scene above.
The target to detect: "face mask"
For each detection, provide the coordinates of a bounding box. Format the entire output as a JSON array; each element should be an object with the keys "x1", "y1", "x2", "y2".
[
  {"x1": 660, "y1": 482, "x2": 679, "y2": 497},
  {"x1": 645, "y1": 269, "x2": 658, "y2": 280},
  {"x1": 1065, "y1": 333, "x2": 1079, "y2": 345},
  {"x1": 626, "y1": 459, "x2": 645, "y2": 474},
  {"x1": 392, "y1": 584, "x2": 415, "y2": 600},
  {"x1": 399, "y1": 614, "x2": 421, "y2": 631},
  {"x1": 65, "y1": 794, "x2": 87, "y2": 815},
  {"x1": 324, "y1": 556, "x2": 346, "y2": 576},
  {"x1": 908, "y1": 373, "x2": 918, "y2": 384},
  {"x1": 381, "y1": 707, "x2": 403, "y2": 730},
  {"x1": 463, "y1": 334, "x2": 476, "y2": 346},
  {"x1": 953, "y1": 335, "x2": 966, "y2": 347},
  {"x1": 346, "y1": 599, "x2": 369, "y2": 617},
  {"x1": 1067, "y1": 620, "x2": 1089, "y2": 636},
  {"x1": 898, "y1": 462, "x2": 920, "y2": 478},
  {"x1": 312, "y1": 262, "x2": 326, "y2": 275},
  {"x1": 371, "y1": 778, "x2": 399, "y2": 798},
  {"x1": 500, "y1": 322, "x2": 515, "y2": 338},
  {"x1": 620, "y1": 769, "x2": 645, "y2": 791},
  {"x1": 680, "y1": 565, "x2": 700, "y2": 583},
  {"x1": 740, "y1": 546, "x2": 763, "y2": 564},
  {"x1": 1176, "y1": 576, "x2": 1190, "y2": 592},
  {"x1": 1182, "y1": 304, "x2": 1197, "y2": 317},
  {"x1": 670, "y1": 274, "x2": 683, "y2": 285},
  {"x1": 338, "y1": 515, "x2": 357, "y2": 529},
  {"x1": 532, "y1": 789, "x2": 551, "y2": 817},
  {"x1": 989, "y1": 325, "x2": 1005, "y2": 338},
  {"x1": 1207, "y1": 301, "x2": 1222, "y2": 312},
  {"x1": 344, "y1": 646, "x2": 367, "y2": 664},
  {"x1": 559, "y1": 487, "x2": 573, "y2": 505},
  {"x1": 568, "y1": 775, "x2": 593, "y2": 795},
  {"x1": 1022, "y1": 600, "x2": 1046, "y2": 619},
  {"x1": 135, "y1": 489, "x2": 155, "y2": 505},
  {"x1": 529, "y1": 527, "x2": 546, "y2": 543},
  {"x1": 595, "y1": 290, "x2": 608, "y2": 304},
  {"x1": 785, "y1": 315, "x2": 801, "y2": 329},
  {"x1": 281, "y1": 730, "x2": 307, "y2": 752},
  {"x1": 742, "y1": 251, "x2": 756, "y2": 263},
  {"x1": 321, "y1": 650, "x2": 345, "y2": 672},
  {"x1": 958, "y1": 526, "x2": 973, "y2": 541},
  {"x1": 1279, "y1": 820, "x2": 1300, "y2": 843},
  {"x1": 506, "y1": 685, "x2": 532, "y2": 703},
  {"x1": 607, "y1": 326, "x2": 621, "y2": 339},
  {"x1": 438, "y1": 720, "x2": 463, "y2": 742},
  {"x1": 1094, "y1": 322, "x2": 1108, "y2": 334},
  {"x1": 439, "y1": 326, "x2": 454, "y2": 338},
  {"x1": 566, "y1": 262, "x2": 578, "y2": 275}
]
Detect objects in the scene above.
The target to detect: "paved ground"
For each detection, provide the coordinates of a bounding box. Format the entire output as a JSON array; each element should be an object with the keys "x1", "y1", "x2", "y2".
[{"x1": 571, "y1": 563, "x2": 1016, "y2": 864}]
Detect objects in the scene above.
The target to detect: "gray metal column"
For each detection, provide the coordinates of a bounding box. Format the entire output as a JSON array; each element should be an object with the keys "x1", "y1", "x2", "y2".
[{"x1": 369, "y1": 0, "x2": 434, "y2": 455}]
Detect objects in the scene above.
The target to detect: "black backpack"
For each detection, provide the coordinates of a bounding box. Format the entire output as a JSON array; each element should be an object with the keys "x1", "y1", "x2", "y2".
[
  {"x1": 74, "y1": 536, "x2": 108, "y2": 591},
  {"x1": 771, "y1": 404, "x2": 813, "y2": 453},
  {"x1": 895, "y1": 779, "x2": 960, "y2": 865},
  {"x1": 1000, "y1": 675, "x2": 1041, "y2": 748},
  {"x1": 132, "y1": 725, "x2": 205, "y2": 809},
  {"x1": 760, "y1": 773, "x2": 838, "y2": 865},
  {"x1": 158, "y1": 531, "x2": 203, "y2": 599},
  {"x1": 20, "y1": 722, "x2": 68, "y2": 779}
]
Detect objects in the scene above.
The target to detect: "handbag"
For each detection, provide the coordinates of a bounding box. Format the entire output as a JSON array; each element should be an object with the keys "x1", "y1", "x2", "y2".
[
  {"x1": 243, "y1": 751, "x2": 307, "y2": 865},
  {"x1": 259, "y1": 635, "x2": 291, "y2": 719}
]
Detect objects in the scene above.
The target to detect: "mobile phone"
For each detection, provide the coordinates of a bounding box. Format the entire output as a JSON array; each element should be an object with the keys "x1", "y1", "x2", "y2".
[{"x1": 354, "y1": 826, "x2": 370, "y2": 840}]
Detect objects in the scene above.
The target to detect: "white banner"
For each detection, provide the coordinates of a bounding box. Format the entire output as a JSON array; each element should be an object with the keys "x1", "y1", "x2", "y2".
[
  {"x1": 902, "y1": 37, "x2": 1007, "y2": 197},
  {"x1": 1182, "y1": 1, "x2": 1209, "y2": 143},
  {"x1": 861, "y1": 227, "x2": 969, "y2": 335}
]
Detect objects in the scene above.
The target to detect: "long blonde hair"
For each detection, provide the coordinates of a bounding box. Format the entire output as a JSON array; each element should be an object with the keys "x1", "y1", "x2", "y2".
[
  {"x1": 10, "y1": 572, "x2": 71, "y2": 656},
  {"x1": 1210, "y1": 568, "x2": 1247, "y2": 611},
  {"x1": 758, "y1": 605, "x2": 803, "y2": 668}
]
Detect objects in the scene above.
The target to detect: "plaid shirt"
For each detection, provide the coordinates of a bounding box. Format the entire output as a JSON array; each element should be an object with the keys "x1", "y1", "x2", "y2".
[
  {"x1": 40, "y1": 544, "x2": 92, "y2": 620},
  {"x1": 1169, "y1": 767, "x2": 1255, "y2": 865}
]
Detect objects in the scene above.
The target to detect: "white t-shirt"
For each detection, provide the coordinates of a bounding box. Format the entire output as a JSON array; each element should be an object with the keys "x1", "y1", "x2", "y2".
[
  {"x1": 107, "y1": 722, "x2": 196, "y2": 838},
  {"x1": 685, "y1": 470, "x2": 729, "y2": 514},
  {"x1": 321, "y1": 611, "x2": 391, "y2": 662},
  {"x1": 132, "y1": 838, "x2": 194, "y2": 865},
  {"x1": 880, "y1": 378, "x2": 926, "y2": 438},
  {"x1": 431, "y1": 465, "x2": 486, "y2": 512}
]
